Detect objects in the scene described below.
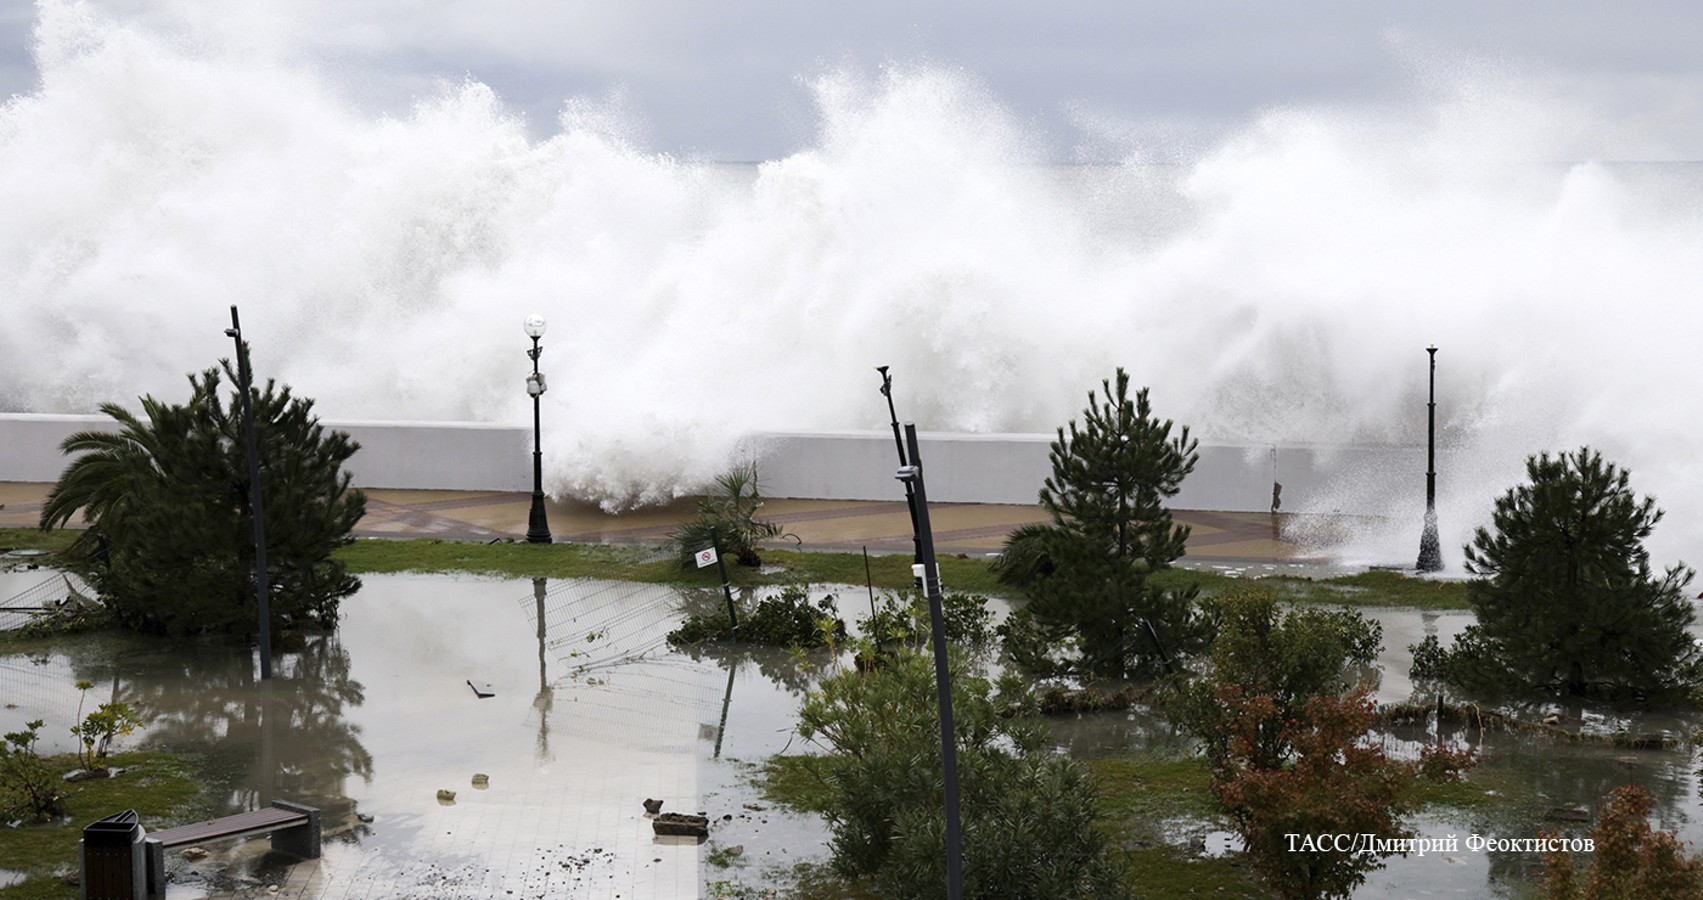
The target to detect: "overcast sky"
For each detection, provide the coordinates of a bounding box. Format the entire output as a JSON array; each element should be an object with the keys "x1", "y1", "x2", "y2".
[{"x1": 4, "y1": 1, "x2": 1703, "y2": 160}]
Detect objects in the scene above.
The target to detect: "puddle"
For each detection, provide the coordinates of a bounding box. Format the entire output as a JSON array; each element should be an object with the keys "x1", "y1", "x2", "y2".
[{"x1": 4, "y1": 574, "x2": 1703, "y2": 897}]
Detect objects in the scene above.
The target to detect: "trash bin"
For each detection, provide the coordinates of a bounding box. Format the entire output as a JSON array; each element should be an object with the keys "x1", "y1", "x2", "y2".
[{"x1": 79, "y1": 809, "x2": 145, "y2": 900}]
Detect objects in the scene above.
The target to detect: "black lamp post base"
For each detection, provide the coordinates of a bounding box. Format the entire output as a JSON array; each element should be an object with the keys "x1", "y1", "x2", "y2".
[
  {"x1": 1416, "y1": 509, "x2": 1442, "y2": 572},
  {"x1": 526, "y1": 492, "x2": 552, "y2": 544}
]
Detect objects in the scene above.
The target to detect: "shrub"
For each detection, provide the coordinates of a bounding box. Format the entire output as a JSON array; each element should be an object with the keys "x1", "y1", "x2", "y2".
[
  {"x1": 71, "y1": 680, "x2": 143, "y2": 772},
  {"x1": 0, "y1": 720, "x2": 64, "y2": 824},
  {"x1": 668, "y1": 463, "x2": 789, "y2": 569},
  {"x1": 1539, "y1": 785, "x2": 1703, "y2": 899},
  {"x1": 1215, "y1": 687, "x2": 1472, "y2": 900},
  {"x1": 795, "y1": 651, "x2": 1130, "y2": 899},
  {"x1": 856, "y1": 587, "x2": 994, "y2": 649},
  {"x1": 1176, "y1": 591, "x2": 1471, "y2": 899},
  {"x1": 1172, "y1": 591, "x2": 1382, "y2": 772},
  {"x1": 667, "y1": 585, "x2": 841, "y2": 648}
]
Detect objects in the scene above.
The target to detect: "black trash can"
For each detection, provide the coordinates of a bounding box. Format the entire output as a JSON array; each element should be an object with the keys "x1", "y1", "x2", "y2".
[{"x1": 80, "y1": 809, "x2": 145, "y2": 900}]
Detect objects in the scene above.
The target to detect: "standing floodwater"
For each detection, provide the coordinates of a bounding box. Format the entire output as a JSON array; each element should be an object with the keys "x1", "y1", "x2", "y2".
[{"x1": 4, "y1": 573, "x2": 1703, "y2": 897}]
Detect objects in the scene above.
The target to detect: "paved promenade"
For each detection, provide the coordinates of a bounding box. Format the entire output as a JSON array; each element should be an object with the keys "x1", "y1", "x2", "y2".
[{"x1": 1, "y1": 481, "x2": 1327, "y2": 564}]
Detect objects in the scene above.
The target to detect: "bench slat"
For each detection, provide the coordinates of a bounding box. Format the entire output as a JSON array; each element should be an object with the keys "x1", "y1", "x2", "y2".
[{"x1": 149, "y1": 808, "x2": 306, "y2": 847}]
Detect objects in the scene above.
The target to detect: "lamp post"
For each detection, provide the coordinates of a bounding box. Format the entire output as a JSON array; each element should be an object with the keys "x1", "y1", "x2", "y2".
[
  {"x1": 524, "y1": 314, "x2": 552, "y2": 544},
  {"x1": 224, "y1": 305, "x2": 273, "y2": 680},
  {"x1": 895, "y1": 423, "x2": 963, "y2": 900},
  {"x1": 1416, "y1": 345, "x2": 1442, "y2": 572},
  {"x1": 876, "y1": 366, "x2": 924, "y2": 581}
]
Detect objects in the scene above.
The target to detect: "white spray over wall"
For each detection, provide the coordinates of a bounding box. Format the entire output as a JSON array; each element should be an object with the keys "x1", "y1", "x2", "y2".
[{"x1": 5, "y1": 3, "x2": 1702, "y2": 569}]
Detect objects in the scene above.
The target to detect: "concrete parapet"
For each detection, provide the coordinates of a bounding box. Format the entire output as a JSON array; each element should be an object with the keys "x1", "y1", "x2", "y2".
[{"x1": 1, "y1": 414, "x2": 1418, "y2": 515}]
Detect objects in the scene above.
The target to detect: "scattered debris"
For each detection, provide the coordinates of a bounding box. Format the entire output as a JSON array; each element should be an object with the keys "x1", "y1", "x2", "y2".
[
  {"x1": 181, "y1": 847, "x2": 210, "y2": 861},
  {"x1": 467, "y1": 680, "x2": 495, "y2": 699},
  {"x1": 437, "y1": 789, "x2": 457, "y2": 803},
  {"x1": 643, "y1": 798, "x2": 663, "y2": 814},
  {"x1": 1544, "y1": 806, "x2": 1591, "y2": 823},
  {"x1": 471, "y1": 773, "x2": 489, "y2": 788},
  {"x1": 652, "y1": 812, "x2": 709, "y2": 838}
]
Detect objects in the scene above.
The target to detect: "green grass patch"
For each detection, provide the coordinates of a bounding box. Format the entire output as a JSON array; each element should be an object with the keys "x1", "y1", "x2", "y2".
[
  {"x1": 1123, "y1": 844, "x2": 1272, "y2": 898},
  {"x1": 1087, "y1": 754, "x2": 1221, "y2": 825},
  {"x1": 0, "y1": 750, "x2": 212, "y2": 899},
  {"x1": 1156, "y1": 566, "x2": 1471, "y2": 610},
  {"x1": 0, "y1": 529, "x2": 74, "y2": 555},
  {"x1": 333, "y1": 539, "x2": 1008, "y2": 597},
  {"x1": 334, "y1": 536, "x2": 1468, "y2": 610}
]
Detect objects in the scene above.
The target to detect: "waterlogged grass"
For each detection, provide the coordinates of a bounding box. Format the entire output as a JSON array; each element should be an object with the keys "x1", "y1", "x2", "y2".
[
  {"x1": 1156, "y1": 567, "x2": 1471, "y2": 610},
  {"x1": 332, "y1": 539, "x2": 1007, "y2": 596},
  {"x1": 0, "y1": 751, "x2": 212, "y2": 899},
  {"x1": 1085, "y1": 755, "x2": 1271, "y2": 898},
  {"x1": 1087, "y1": 754, "x2": 1221, "y2": 823},
  {"x1": 331, "y1": 537, "x2": 1464, "y2": 609},
  {"x1": 0, "y1": 529, "x2": 75, "y2": 554},
  {"x1": 11, "y1": 525, "x2": 1466, "y2": 608}
]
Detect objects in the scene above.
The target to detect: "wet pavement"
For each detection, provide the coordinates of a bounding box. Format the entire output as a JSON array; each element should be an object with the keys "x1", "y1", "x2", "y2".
[{"x1": 0, "y1": 481, "x2": 1331, "y2": 565}]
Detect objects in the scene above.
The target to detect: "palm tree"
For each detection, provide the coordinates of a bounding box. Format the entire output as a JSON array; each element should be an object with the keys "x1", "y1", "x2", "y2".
[
  {"x1": 38, "y1": 362, "x2": 364, "y2": 635},
  {"x1": 668, "y1": 462, "x2": 791, "y2": 568}
]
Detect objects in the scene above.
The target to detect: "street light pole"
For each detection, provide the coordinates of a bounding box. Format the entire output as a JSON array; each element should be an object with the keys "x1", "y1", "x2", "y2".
[
  {"x1": 876, "y1": 367, "x2": 923, "y2": 577},
  {"x1": 1416, "y1": 345, "x2": 1442, "y2": 572},
  {"x1": 895, "y1": 423, "x2": 963, "y2": 900},
  {"x1": 224, "y1": 305, "x2": 273, "y2": 680},
  {"x1": 524, "y1": 314, "x2": 553, "y2": 544}
]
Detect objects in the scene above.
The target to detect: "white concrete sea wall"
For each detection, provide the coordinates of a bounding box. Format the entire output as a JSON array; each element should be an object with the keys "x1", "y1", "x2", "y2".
[
  {"x1": 749, "y1": 431, "x2": 1422, "y2": 514},
  {"x1": 0, "y1": 414, "x2": 531, "y2": 492},
  {"x1": 1, "y1": 414, "x2": 1421, "y2": 516}
]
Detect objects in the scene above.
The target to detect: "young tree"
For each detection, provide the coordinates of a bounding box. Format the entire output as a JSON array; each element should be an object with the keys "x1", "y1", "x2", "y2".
[
  {"x1": 1173, "y1": 590, "x2": 1383, "y2": 774},
  {"x1": 1179, "y1": 591, "x2": 1472, "y2": 900},
  {"x1": 667, "y1": 462, "x2": 787, "y2": 568},
  {"x1": 996, "y1": 368, "x2": 1207, "y2": 679},
  {"x1": 1540, "y1": 785, "x2": 1703, "y2": 899},
  {"x1": 795, "y1": 651, "x2": 1130, "y2": 899},
  {"x1": 1448, "y1": 447, "x2": 1700, "y2": 701},
  {"x1": 39, "y1": 360, "x2": 365, "y2": 637}
]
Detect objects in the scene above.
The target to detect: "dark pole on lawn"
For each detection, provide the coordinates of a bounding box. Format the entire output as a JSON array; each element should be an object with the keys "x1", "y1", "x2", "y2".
[
  {"x1": 524, "y1": 314, "x2": 553, "y2": 544},
  {"x1": 225, "y1": 305, "x2": 272, "y2": 680},
  {"x1": 877, "y1": 367, "x2": 924, "y2": 578},
  {"x1": 896, "y1": 423, "x2": 963, "y2": 900},
  {"x1": 1417, "y1": 345, "x2": 1442, "y2": 572}
]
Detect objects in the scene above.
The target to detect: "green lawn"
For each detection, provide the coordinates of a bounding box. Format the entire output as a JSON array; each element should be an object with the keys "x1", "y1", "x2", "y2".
[
  {"x1": 4, "y1": 527, "x2": 1469, "y2": 609},
  {"x1": 0, "y1": 752, "x2": 211, "y2": 899}
]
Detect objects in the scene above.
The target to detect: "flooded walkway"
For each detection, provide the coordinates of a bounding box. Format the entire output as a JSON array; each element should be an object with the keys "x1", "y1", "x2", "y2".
[
  {"x1": 2, "y1": 573, "x2": 830, "y2": 898},
  {"x1": 0, "y1": 481, "x2": 1331, "y2": 564}
]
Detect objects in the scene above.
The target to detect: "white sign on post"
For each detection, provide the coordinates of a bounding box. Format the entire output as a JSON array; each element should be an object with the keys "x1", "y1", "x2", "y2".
[{"x1": 694, "y1": 547, "x2": 719, "y2": 568}]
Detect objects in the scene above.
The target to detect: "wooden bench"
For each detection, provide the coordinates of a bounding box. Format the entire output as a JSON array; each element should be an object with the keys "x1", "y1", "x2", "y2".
[{"x1": 143, "y1": 800, "x2": 320, "y2": 896}]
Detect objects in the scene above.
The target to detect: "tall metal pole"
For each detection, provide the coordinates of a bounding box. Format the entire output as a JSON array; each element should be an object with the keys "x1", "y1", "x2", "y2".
[
  {"x1": 1417, "y1": 345, "x2": 1442, "y2": 572},
  {"x1": 877, "y1": 367, "x2": 924, "y2": 574},
  {"x1": 225, "y1": 306, "x2": 273, "y2": 681},
  {"x1": 897, "y1": 423, "x2": 963, "y2": 900},
  {"x1": 525, "y1": 318, "x2": 552, "y2": 544}
]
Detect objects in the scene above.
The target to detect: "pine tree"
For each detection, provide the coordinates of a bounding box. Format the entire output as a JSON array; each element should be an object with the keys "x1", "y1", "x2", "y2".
[
  {"x1": 1451, "y1": 446, "x2": 1701, "y2": 700},
  {"x1": 40, "y1": 360, "x2": 365, "y2": 637},
  {"x1": 996, "y1": 368, "x2": 1208, "y2": 679}
]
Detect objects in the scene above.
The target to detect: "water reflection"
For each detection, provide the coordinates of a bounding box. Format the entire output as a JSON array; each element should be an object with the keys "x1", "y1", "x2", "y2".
[
  {"x1": 10, "y1": 577, "x2": 1703, "y2": 898},
  {"x1": 83, "y1": 634, "x2": 374, "y2": 834},
  {"x1": 531, "y1": 577, "x2": 553, "y2": 763}
]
